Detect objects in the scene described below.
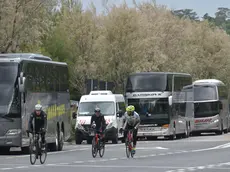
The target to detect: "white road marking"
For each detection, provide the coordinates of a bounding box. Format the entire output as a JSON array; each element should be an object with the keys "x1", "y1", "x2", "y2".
[
  {"x1": 5, "y1": 148, "x2": 89, "y2": 159},
  {"x1": 41, "y1": 164, "x2": 188, "y2": 169},
  {"x1": 137, "y1": 147, "x2": 168, "y2": 150},
  {"x1": 99, "y1": 159, "x2": 109, "y2": 161},
  {"x1": 211, "y1": 167, "x2": 230, "y2": 170},
  {"x1": 0, "y1": 164, "x2": 28, "y2": 166},
  {"x1": 165, "y1": 161, "x2": 230, "y2": 172},
  {"x1": 74, "y1": 161, "x2": 84, "y2": 163},
  {"x1": 109, "y1": 158, "x2": 118, "y2": 160},
  {"x1": 88, "y1": 160, "x2": 96, "y2": 162},
  {"x1": 15, "y1": 166, "x2": 29, "y2": 169}
]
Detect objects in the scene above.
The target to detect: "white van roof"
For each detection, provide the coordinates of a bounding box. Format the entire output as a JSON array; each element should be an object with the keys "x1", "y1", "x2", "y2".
[
  {"x1": 80, "y1": 90, "x2": 125, "y2": 103},
  {"x1": 89, "y1": 90, "x2": 113, "y2": 95}
]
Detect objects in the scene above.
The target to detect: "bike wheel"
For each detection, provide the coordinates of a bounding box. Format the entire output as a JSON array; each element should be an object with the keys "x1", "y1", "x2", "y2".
[
  {"x1": 99, "y1": 141, "x2": 105, "y2": 157},
  {"x1": 40, "y1": 144, "x2": 47, "y2": 164},
  {"x1": 29, "y1": 141, "x2": 37, "y2": 165},
  {"x1": 92, "y1": 137, "x2": 98, "y2": 158},
  {"x1": 125, "y1": 138, "x2": 130, "y2": 158},
  {"x1": 130, "y1": 142, "x2": 134, "y2": 158}
]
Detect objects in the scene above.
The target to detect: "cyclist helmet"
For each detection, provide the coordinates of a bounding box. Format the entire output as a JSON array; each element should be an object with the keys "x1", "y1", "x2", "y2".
[
  {"x1": 126, "y1": 105, "x2": 135, "y2": 116},
  {"x1": 95, "y1": 107, "x2": 100, "y2": 113},
  {"x1": 35, "y1": 104, "x2": 42, "y2": 111}
]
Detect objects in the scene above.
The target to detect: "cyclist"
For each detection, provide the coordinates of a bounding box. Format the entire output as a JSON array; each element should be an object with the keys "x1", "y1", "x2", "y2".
[
  {"x1": 90, "y1": 107, "x2": 106, "y2": 144},
  {"x1": 120, "y1": 105, "x2": 140, "y2": 154},
  {"x1": 27, "y1": 104, "x2": 47, "y2": 150}
]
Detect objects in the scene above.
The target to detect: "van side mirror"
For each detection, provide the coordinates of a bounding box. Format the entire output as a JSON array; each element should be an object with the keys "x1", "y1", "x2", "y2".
[
  {"x1": 168, "y1": 96, "x2": 172, "y2": 106},
  {"x1": 72, "y1": 112, "x2": 77, "y2": 119},
  {"x1": 18, "y1": 72, "x2": 26, "y2": 93},
  {"x1": 116, "y1": 110, "x2": 123, "y2": 118}
]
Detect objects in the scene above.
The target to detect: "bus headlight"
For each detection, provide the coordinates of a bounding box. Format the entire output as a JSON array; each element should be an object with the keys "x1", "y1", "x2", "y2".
[
  {"x1": 213, "y1": 119, "x2": 219, "y2": 123},
  {"x1": 6, "y1": 129, "x2": 21, "y2": 136}
]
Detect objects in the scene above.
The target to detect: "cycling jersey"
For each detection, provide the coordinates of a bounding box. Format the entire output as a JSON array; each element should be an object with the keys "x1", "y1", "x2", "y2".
[{"x1": 122, "y1": 111, "x2": 140, "y2": 129}]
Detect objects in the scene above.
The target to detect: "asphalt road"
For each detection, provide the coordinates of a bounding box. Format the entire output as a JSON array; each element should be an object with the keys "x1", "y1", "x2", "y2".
[{"x1": 0, "y1": 133, "x2": 230, "y2": 172}]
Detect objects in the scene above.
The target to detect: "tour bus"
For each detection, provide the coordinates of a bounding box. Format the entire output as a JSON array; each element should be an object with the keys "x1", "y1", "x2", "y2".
[
  {"x1": 191, "y1": 79, "x2": 229, "y2": 135},
  {"x1": 125, "y1": 72, "x2": 193, "y2": 140},
  {"x1": 73, "y1": 90, "x2": 126, "y2": 144},
  {"x1": 0, "y1": 53, "x2": 71, "y2": 153}
]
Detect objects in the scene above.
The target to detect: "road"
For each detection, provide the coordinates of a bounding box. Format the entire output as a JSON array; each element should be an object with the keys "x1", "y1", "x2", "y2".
[{"x1": 0, "y1": 133, "x2": 230, "y2": 172}]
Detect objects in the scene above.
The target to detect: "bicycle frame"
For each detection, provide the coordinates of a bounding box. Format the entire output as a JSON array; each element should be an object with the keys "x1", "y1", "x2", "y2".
[
  {"x1": 127, "y1": 130, "x2": 133, "y2": 149},
  {"x1": 125, "y1": 129, "x2": 135, "y2": 158},
  {"x1": 29, "y1": 130, "x2": 47, "y2": 165},
  {"x1": 94, "y1": 130, "x2": 103, "y2": 147},
  {"x1": 29, "y1": 131, "x2": 43, "y2": 154}
]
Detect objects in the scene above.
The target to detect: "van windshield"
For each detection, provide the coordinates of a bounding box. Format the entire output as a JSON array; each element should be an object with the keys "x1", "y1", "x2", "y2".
[{"x1": 78, "y1": 102, "x2": 115, "y2": 116}]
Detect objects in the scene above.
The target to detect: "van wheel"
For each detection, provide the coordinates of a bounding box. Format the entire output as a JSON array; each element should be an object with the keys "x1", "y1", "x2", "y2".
[
  {"x1": 75, "y1": 132, "x2": 82, "y2": 144},
  {"x1": 0, "y1": 147, "x2": 10, "y2": 155},
  {"x1": 112, "y1": 133, "x2": 118, "y2": 144}
]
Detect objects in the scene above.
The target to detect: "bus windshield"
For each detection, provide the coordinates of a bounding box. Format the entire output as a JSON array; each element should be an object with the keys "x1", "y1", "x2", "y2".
[
  {"x1": 194, "y1": 85, "x2": 217, "y2": 101},
  {"x1": 0, "y1": 63, "x2": 18, "y2": 115},
  {"x1": 126, "y1": 74, "x2": 167, "y2": 92},
  {"x1": 78, "y1": 102, "x2": 115, "y2": 116},
  {"x1": 127, "y1": 98, "x2": 169, "y2": 117},
  {"x1": 194, "y1": 102, "x2": 219, "y2": 118}
]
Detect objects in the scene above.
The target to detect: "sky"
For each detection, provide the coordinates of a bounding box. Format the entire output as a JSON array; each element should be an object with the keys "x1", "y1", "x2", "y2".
[{"x1": 81, "y1": 0, "x2": 230, "y2": 17}]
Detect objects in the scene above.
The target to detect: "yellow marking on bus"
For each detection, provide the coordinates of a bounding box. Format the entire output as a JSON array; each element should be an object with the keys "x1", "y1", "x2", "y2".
[
  {"x1": 46, "y1": 103, "x2": 66, "y2": 120},
  {"x1": 36, "y1": 100, "x2": 67, "y2": 120}
]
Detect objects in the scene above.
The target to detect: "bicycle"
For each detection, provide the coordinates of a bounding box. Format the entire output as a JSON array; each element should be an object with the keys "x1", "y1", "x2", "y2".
[
  {"x1": 91, "y1": 128, "x2": 105, "y2": 158},
  {"x1": 125, "y1": 128, "x2": 135, "y2": 158},
  {"x1": 27, "y1": 130, "x2": 47, "y2": 165}
]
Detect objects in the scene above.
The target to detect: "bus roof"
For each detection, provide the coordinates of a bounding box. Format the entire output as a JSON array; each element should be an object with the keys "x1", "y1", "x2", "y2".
[
  {"x1": 193, "y1": 79, "x2": 225, "y2": 86},
  {"x1": 0, "y1": 53, "x2": 67, "y2": 65},
  {"x1": 183, "y1": 84, "x2": 193, "y2": 89},
  {"x1": 128, "y1": 72, "x2": 191, "y2": 76}
]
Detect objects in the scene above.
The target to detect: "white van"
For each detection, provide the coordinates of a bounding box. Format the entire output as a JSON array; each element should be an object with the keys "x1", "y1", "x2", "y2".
[{"x1": 73, "y1": 90, "x2": 126, "y2": 144}]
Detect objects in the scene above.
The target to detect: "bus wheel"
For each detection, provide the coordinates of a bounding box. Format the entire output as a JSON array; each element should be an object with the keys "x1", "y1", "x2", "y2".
[
  {"x1": 216, "y1": 122, "x2": 223, "y2": 135},
  {"x1": 58, "y1": 130, "x2": 64, "y2": 151},
  {"x1": 169, "y1": 126, "x2": 176, "y2": 140},
  {"x1": 182, "y1": 124, "x2": 189, "y2": 138}
]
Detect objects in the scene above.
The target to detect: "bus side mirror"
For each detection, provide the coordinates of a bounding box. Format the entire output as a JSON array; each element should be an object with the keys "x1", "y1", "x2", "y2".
[
  {"x1": 117, "y1": 110, "x2": 123, "y2": 118},
  {"x1": 72, "y1": 112, "x2": 77, "y2": 119},
  {"x1": 18, "y1": 72, "x2": 25, "y2": 93},
  {"x1": 168, "y1": 96, "x2": 172, "y2": 106}
]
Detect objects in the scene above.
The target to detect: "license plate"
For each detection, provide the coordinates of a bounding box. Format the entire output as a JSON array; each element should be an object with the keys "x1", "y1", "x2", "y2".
[{"x1": 140, "y1": 127, "x2": 155, "y2": 131}]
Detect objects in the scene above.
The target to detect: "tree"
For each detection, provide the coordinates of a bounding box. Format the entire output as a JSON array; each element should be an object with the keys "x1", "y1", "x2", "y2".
[
  {"x1": 0, "y1": 0, "x2": 55, "y2": 53},
  {"x1": 172, "y1": 9, "x2": 199, "y2": 21}
]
